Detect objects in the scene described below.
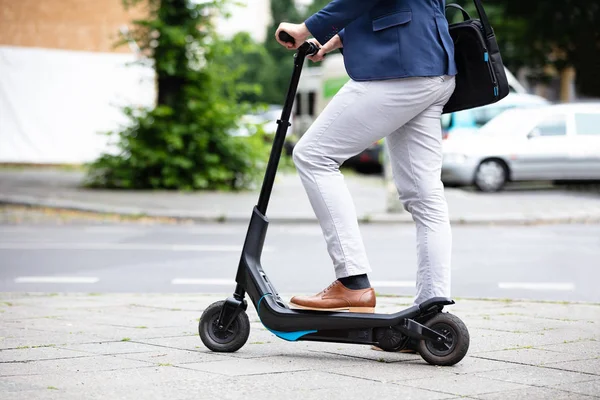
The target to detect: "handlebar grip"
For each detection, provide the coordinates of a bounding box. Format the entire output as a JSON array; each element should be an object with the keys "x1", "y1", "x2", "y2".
[
  {"x1": 279, "y1": 31, "x2": 320, "y2": 56},
  {"x1": 307, "y1": 43, "x2": 320, "y2": 56},
  {"x1": 278, "y1": 31, "x2": 295, "y2": 45}
]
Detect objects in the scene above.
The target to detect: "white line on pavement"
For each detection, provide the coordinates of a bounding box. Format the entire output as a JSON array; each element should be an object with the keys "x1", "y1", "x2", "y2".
[
  {"x1": 14, "y1": 276, "x2": 99, "y2": 284},
  {"x1": 172, "y1": 278, "x2": 235, "y2": 285},
  {"x1": 371, "y1": 281, "x2": 415, "y2": 288},
  {"x1": 83, "y1": 226, "x2": 243, "y2": 234},
  {"x1": 0, "y1": 243, "x2": 273, "y2": 252},
  {"x1": 498, "y1": 282, "x2": 575, "y2": 291}
]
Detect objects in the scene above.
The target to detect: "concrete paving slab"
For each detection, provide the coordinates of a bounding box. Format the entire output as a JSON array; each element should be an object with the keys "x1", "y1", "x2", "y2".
[
  {"x1": 469, "y1": 329, "x2": 597, "y2": 354},
  {"x1": 0, "y1": 332, "x2": 110, "y2": 350},
  {"x1": 251, "y1": 353, "x2": 372, "y2": 373},
  {"x1": 401, "y1": 374, "x2": 529, "y2": 397},
  {"x1": 203, "y1": 369, "x2": 364, "y2": 391},
  {"x1": 466, "y1": 315, "x2": 588, "y2": 334},
  {"x1": 544, "y1": 359, "x2": 600, "y2": 376},
  {"x1": 181, "y1": 357, "x2": 309, "y2": 376},
  {"x1": 471, "y1": 348, "x2": 594, "y2": 366},
  {"x1": 192, "y1": 370, "x2": 459, "y2": 400},
  {"x1": 296, "y1": 383, "x2": 457, "y2": 400},
  {"x1": 56, "y1": 341, "x2": 170, "y2": 355},
  {"x1": 328, "y1": 359, "x2": 458, "y2": 383},
  {"x1": 552, "y1": 378, "x2": 600, "y2": 398},
  {"x1": 437, "y1": 356, "x2": 516, "y2": 375},
  {"x1": 116, "y1": 348, "x2": 232, "y2": 365},
  {"x1": 474, "y1": 364, "x2": 593, "y2": 386},
  {"x1": 0, "y1": 366, "x2": 221, "y2": 399},
  {"x1": 0, "y1": 354, "x2": 151, "y2": 377},
  {"x1": 135, "y1": 335, "x2": 218, "y2": 352},
  {"x1": 538, "y1": 340, "x2": 600, "y2": 357},
  {"x1": 0, "y1": 346, "x2": 89, "y2": 362},
  {"x1": 472, "y1": 386, "x2": 596, "y2": 399}
]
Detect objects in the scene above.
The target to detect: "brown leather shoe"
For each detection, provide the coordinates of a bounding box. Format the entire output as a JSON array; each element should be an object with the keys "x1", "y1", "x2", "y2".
[{"x1": 289, "y1": 280, "x2": 376, "y2": 313}]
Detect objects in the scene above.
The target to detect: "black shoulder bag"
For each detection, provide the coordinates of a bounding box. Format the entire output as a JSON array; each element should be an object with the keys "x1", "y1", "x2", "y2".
[{"x1": 442, "y1": 0, "x2": 510, "y2": 114}]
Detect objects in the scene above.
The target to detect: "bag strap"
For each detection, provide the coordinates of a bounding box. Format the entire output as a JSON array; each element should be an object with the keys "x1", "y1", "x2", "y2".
[
  {"x1": 472, "y1": 0, "x2": 493, "y2": 37},
  {"x1": 445, "y1": 4, "x2": 471, "y2": 21}
]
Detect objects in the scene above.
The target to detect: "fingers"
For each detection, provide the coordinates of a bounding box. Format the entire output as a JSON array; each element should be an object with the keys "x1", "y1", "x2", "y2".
[
  {"x1": 308, "y1": 49, "x2": 327, "y2": 62},
  {"x1": 275, "y1": 23, "x2": 301, "y2": 49},
  {"x1": 275, "y1": 26, "x2": 295, "y2": 49}
]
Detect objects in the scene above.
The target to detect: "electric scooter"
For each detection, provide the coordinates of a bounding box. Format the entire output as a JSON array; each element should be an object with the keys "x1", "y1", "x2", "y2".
[{"x1": 198, "y1": 32, "x2": 470, "y2": 366}]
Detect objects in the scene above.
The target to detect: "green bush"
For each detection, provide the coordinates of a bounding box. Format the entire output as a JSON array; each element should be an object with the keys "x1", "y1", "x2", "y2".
[{"x1": 85, "y1": 0, "x2": 271, "y2": 191}]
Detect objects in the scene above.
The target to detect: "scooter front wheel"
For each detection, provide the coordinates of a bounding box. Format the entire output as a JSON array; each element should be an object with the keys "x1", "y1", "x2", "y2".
[
  {"x1": 199, "y1": 300, "x2": 250, "y2": 353},
  {"x1": 417, "y1": 312, "x2": 470, "y2": 366}
]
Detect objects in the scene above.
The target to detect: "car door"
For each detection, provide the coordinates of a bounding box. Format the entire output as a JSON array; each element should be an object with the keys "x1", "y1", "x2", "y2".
[
  {"x1": 569, "y1": 111, "x2": 600, "y2": 179},
  {"x1": 511, "y1": 113, "x2": 572, "y2": 180}
]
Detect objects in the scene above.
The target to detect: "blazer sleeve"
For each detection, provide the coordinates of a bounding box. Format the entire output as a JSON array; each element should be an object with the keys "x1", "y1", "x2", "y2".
[{"x1": 304, "y1": 0, "x2": 381, "y2": 45}]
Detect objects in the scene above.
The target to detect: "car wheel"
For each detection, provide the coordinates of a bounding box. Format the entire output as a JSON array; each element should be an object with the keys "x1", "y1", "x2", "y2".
[{"x1": 474, "y1": 159, "x2": 507, "y2": 192}]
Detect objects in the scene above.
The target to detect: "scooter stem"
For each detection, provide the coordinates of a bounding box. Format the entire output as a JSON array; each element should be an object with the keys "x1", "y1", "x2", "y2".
[{"x1": 256, "y1": 43, "x2": 316, "y2": 216}]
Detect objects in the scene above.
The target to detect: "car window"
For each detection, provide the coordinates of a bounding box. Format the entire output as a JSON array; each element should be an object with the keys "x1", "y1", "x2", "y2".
[
  {"x1": 470, "y1": 105, "x2": 513, "y2": 127},
  {"x1": 530, "y1": 114, "x2": 567, "y2": 137},
  {"x1": 574, "y1": 113, "x2": 600, "y2": 136},
  {"x1": 479, "y1": 109, "x2": 532, "y2": 136}
]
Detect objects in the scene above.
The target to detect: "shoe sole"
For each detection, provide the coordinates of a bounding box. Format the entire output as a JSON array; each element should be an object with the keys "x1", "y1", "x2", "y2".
[{"x1": 289, "y1": 303, "x2": 375, "y2": 313}]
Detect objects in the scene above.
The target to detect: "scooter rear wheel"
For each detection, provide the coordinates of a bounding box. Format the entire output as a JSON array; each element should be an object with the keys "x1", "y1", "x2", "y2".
[
  {"x1": 417, "y1": 312, "x2": 469, "y2": 366},
  {"x1": 199, "y1": 300, "x2": 250, "y2": 353}
]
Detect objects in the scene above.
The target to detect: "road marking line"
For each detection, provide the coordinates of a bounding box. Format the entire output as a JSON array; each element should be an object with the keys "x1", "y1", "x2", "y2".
[
  {"x1": 371, "y1": 281, "x2": 415, "y2": 288},
  {"x1": 0, "y1": 243, "x2": 272, "y2": 252},
  {"x1": 172, "y1": 278, "x2": 234, "y2": 285},
  {"x1": 14, "y1": 276, "x2": 99, "y2": 284},
  {"x1": 82, "y1": 227, "x2": 243, "y2": 234},
  {"x1": 498, "y1": 282, "x2": 575, "y2": 291}
]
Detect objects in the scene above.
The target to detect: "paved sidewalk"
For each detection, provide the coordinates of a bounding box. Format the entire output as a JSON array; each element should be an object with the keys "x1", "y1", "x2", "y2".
[
  {"x1": 1, "y1": 293, "x2": 599, "y2": 399},
  {"x1": 1, "y1": 168, "x2": 600, "y2": 224}
]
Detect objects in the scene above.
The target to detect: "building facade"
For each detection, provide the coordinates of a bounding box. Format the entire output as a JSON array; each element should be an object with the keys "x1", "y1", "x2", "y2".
[{"x1": 0, "y1": 0, "x2": 280, "y2": 163}]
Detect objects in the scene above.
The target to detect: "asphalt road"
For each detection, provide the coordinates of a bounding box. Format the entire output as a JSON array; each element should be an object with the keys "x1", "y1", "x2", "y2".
[{"x1": 1, "y1": 218, "x2": 599, "y2": 303}]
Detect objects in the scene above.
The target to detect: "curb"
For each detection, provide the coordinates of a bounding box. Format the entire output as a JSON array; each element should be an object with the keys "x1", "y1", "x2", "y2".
[{"x1": 2, "y1": 194, "x2": 600, "y2": 225}]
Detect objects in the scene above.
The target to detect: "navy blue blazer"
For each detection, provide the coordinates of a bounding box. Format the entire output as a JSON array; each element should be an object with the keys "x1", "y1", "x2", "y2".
[{"x1": 304, "y1": 0, "x2": 457, "y2": 81}]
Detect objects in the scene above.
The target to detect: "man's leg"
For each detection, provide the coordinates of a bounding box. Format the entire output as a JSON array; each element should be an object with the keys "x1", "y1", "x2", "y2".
[
  {"x1": 290, "y1": 77, "x2": 446, "y2": 311},
  {"x1": 386, "y1": 76, "x2": 456, "y2": 305}
]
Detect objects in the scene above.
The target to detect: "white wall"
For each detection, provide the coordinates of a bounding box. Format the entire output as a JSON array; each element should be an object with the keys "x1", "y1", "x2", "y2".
[
  {"x1": 0, "y1": 46, "x2": 155, "y2": 164},
  {"x1": 215, "y1": 0, "x2": 272, "y2": 43},
  {"x1": 215, "y1": 0, "x2": 316, "y2": 43}
]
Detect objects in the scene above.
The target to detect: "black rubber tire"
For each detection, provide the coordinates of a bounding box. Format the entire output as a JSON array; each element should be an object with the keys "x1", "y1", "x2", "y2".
[
  {"x1": 417, "y1": 313, "x2": 470, "y2": 366},
  {"x1": 198, "y1": 301, "x2": 250, "y2": 353}
]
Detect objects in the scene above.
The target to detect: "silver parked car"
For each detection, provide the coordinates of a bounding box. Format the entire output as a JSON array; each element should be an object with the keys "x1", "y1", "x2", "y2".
[{"x1": 442, "y1": 103, "x2": 600, "y2": 192}]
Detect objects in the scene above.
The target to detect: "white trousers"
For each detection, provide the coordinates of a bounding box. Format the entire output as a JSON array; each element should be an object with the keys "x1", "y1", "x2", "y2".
[{"x1": 292, "y1": 75, "x2": 456, "y2": 305}]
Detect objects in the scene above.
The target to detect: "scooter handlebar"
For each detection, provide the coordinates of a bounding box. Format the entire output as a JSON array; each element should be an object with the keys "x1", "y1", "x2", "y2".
[
  {"x1": 278, "y1": 31, "x2": 320, "y2": 56},
  {"x1": 278, "y1": 31, "x2": 296, "y2": 45}
]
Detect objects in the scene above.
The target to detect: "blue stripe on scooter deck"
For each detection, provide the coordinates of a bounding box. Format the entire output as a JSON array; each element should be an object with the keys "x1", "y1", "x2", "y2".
[
  {"x1": 266, "y1": 329, "x2": 317, "y2": 341},
  {"x1": 257, "y1": 294, "x2": 317, "y2": 341}
]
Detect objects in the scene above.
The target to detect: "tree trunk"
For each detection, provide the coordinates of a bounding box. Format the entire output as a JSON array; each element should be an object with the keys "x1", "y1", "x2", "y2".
[
  {"x1": 156, "y1": 0, "x2": 187, "y2": 108},
  {"x1": 559, "y1": 67, "x2": 575, "y2": 103}
]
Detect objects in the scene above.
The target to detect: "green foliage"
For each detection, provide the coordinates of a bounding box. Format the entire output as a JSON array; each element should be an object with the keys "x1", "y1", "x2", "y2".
[
  {"x1": 263, "y1": 0, "x2": 303, "y2": 100},
  {"x1": 453, "y1": 0, "x2": 600, "y2": 96},
  {"x1": 86, "y1": 0, "x2": 271, "y2": 191},
  {"x1": 303, "y1": 0, "x2": 330, "y2": 20},
  {"x1": 488, "y1": 0, "x2": 600, "y2": 97},
  {"x1": 212, "y1": 32, "x2": 279, "y2": 104}
]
